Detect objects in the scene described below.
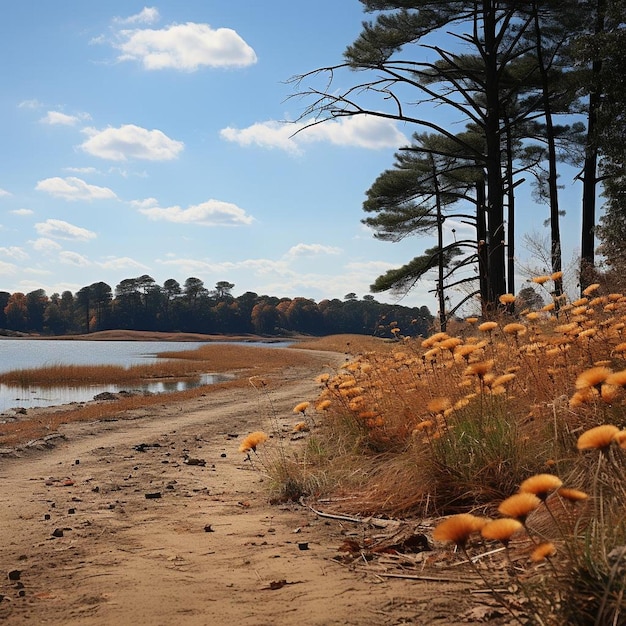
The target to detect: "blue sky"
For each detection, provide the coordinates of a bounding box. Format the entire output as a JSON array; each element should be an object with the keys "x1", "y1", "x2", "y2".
[{"x1": 0, "y1": 2, "x2": 587, "y2": 313}]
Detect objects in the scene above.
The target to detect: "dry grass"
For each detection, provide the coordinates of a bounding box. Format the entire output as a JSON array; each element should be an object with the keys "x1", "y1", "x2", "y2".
[{"x1": 257, "y1": 282, "x2": 626, "y2": 623}]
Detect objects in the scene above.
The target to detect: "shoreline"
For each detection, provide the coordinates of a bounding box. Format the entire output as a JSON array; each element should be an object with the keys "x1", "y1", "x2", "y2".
[{"x1": 0, "y1": 329, "x2": 301, "y2": 342}]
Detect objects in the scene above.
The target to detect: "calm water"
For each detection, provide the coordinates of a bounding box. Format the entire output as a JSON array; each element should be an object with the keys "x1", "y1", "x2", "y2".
[{"x1": 0, "y1": 339, "x2": 289, "y2": 412}]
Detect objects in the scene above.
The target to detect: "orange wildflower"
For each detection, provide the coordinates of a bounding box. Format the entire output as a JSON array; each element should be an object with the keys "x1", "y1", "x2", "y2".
[
  {"x1": 519, "y1": 474, "x2": 563, "y2": 500},
  {"x1": 315, "y1": 399, "x2": 331, "y2": 411},
  {"x1": 497, "y1": 493, "x2": 541, "y2": 522},
  {"x1": 577, "y1": 424, "x2": 620, "y2": 451},
  {"x1": 503, "y1": 323, "x2": 527, "y2": 336},
  {"x1": 499, "y1": 293, "x2": 516, "y2": 305},
  {"x1": 427, "y1": 397, "x2": 452, "y2": 413},
  {"x1": 557, "y1": 487, "x2": 589, "y2": 503},
  {"x1": 239, "y1": 431, "x2": 269, "y2": 453},
  {"x1": 606, "y1": 370, "x2": 626, "y2": 387},
  {"x1": 582, "y1": 283, "x2": 600, "y2": 296},
  {"x1": 532, "y1": 275, "x2": 551, "y2": 285},
  {"x1": 530, "y1": 542, "x2": 557, "y2": 562},
  {"x1": 432, "y1": 514, "x2": 486, "y2": 547},
  {"x1": 478, "y1": 321, "x2": 498, "y2": 333},
  {"x1": 481, "y1": 518, "x2": 523, "y2": 544},
  {"x1": 575, "y1": 366, "x2": 612, "y2": 390},
  {"x1": 293, "y1": 401, "x2": 310, "y2": 414},
  {"x1": 613, "y1": 430, "x2": 626, "y2": 449},
  {"x1": 464, "y1": 360, "x2": 495, "y2": 379}
]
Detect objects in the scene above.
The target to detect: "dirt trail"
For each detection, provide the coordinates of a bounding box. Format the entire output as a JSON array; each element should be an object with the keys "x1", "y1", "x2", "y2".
[{"x1": 0, "y1": 351, "x2": 489, "y2": 625}]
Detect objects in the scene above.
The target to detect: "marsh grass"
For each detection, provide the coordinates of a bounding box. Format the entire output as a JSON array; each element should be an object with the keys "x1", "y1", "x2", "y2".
[{"x1": 0, "y1": 341, "x2": 336, "y2": 447}]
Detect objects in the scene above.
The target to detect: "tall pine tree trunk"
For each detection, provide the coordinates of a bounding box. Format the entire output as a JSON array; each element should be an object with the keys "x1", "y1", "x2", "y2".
[{"x1": 580, "y1": 0, "x2": 606, "y2": 292}]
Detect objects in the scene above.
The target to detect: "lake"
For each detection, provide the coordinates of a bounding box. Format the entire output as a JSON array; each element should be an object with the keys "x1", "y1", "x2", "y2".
[{"x1": 0, "y1": 338, "x2": 291, "y2": 412}]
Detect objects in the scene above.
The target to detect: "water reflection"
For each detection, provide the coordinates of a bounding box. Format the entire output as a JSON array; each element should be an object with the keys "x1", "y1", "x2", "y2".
[{"x1": 0, "y1": 373, "x2": 227, "y2": 413}]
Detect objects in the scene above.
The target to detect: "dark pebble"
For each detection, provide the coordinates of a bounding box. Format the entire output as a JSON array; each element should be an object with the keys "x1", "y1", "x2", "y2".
[
  {"x1": 8, "y1": 570, "x2": 20, "y2": 581},
  {"x1": 220, "y1": 453, "x2": 227, "y2": 458},
  {"x1": 51, "y1": 528, "x2": 64, "y2": 538},
  {"x1": 298, "y1": 542, "x2": 309, "y2": 551},
  {"x1": 204, "y1": 524, "x2": 214, "y2": 532},
  {"x1": 145, "y1": 492, "x2": 162, "y2": 499},
  {"x1": 68, "y1": 508, "x2": 76, "y2": 515},
  {"x1": 44, "y1": 514, "x2": 51, "y2": 521}
]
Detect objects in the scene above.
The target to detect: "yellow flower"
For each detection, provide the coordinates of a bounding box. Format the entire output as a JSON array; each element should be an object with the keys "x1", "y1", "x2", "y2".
[
  {"x1": 432, "y1": 514, "x2": 486, "y2": 547},
  {"x1": 239, "y1": 431, "x2": 269, "y2": 453},
  {"x1": 577, "y1": 425, "x2": 620, "y2": 451},
  {"x1": 465, "y1": 317, "x2": 479, "y2": 324},
  {"x1": 519, "y1": 474, "x2": 563, "y2": 500},
  {"x1": 497, "y1": 493, "x2": 541, "y2": 522},
  {"x1": 551, "y1": 271, "x2": 563, "y2": 281},
  {"x1": 315, "y1": 399, "x2": 331, "y2": 411},
  {"x1": 530, "y1": 542, "x2": 556, "y2": 562},
  {"x1": 293, "y1": 401, "x2": 310, "y2": 414},
  {"x1": 293, "y1": 421, "x2": 309, "y2": 433},
  {"x1": 481, "y1": 518, "x2": 523, "y2": 544}
]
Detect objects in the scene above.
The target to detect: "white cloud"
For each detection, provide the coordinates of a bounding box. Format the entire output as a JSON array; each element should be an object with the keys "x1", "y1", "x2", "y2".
[
  {"x1": 64, "y1": 166, "x2": 98, "y2": 174},
  {"x1": 59, "y1": 251, "x2": 91, "y2": 266},
  {"x1": 220, "y1": 115, "x2": 408, "y2": 154},
  {"x1": 34, "y1": 219, "x2": 97, "y2": 241},
  {"x1": 0, "y1": 246, "x2": 28, "y2": 261},
  {"x1": 138, "y1": 199, "x2": 254, "y2": 226},
  {"x1": 31, "y1": 238, "x2": 63, "y2": 253},
  {"x1": 18, "y1": 99, "x2": 42, "y2": 109},
  {"x1": 0, "y1": 188, "x2": 11, "y2": 197},
  {"x1": 99, "y1": 256, "x2": 150, "y2": 270},
  {"x1": 11, "y1": 208, "x2": 33, "y2": 216},
  {"x1": 81, "y1": 124, "x2": 184, "y2": 161},
  {"x1": 114, "y1": 22, "x2": 257, "y2": 71},
  {"x1": 40, "y1": 111, "x2": 90, "y2": 126},
  {"x1": 0, "y1": 261, "x2": 17, "y2": 275},
  {"x1": 286, "y1": 243, "x2": 342, "y2": 257},
  {"x1": 220, "y1": 121, "x2": 301, "y2": 153},
  {"x1": 36, "y1": 176, "x2": 117, "y2": 201},
  {"x1": 114, "y1": 7, "x2": 160, "y2": 26}
]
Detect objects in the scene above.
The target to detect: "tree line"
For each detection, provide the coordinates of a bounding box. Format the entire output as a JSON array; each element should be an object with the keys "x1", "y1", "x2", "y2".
[
  {"x1": 0, "y1": 275, "x2": 434, "y2": 338},
  {"x1": 292, "y1": 1, "x2": 626, "y2": 325}
]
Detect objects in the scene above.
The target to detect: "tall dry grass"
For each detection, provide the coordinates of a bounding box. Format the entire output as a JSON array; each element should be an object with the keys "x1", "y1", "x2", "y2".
[{"x1": 255, "y1": 279, "x2": 626, "y2": 623}]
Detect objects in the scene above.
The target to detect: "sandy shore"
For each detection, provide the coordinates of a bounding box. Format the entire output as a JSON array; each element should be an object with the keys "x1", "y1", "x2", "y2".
[{"x1": 0, "y1": 344, "x2": 495, "y2": 625}]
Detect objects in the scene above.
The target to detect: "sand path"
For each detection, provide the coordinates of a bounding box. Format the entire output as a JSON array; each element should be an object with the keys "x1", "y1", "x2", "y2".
[{"x1": 0, "y1": 349, "x2": 486, "y2": 625}]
